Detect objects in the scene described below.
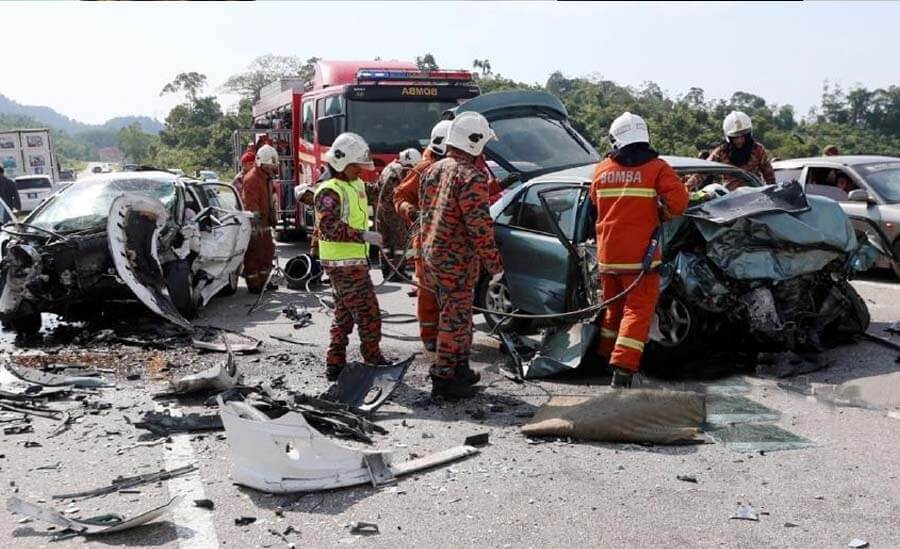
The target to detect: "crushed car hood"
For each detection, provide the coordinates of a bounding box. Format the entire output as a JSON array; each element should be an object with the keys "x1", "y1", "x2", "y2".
[{"x1": 107, "y1": 193, "x2": 192, "y2": 330}]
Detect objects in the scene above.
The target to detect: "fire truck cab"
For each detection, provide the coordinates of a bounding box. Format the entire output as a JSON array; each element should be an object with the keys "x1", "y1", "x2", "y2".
[{"x1": 236, "y1": 60, "x2": 479, "y2": 240}]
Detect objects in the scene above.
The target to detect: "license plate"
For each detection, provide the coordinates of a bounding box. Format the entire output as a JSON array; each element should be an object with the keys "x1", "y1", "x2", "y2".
[{"x1": 26, "y1": 193, "x2": 37, "y2": 199}]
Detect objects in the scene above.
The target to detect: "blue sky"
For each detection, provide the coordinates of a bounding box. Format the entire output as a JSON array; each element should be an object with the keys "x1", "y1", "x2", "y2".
[{"x1": 2, "y1": 1, "x2": 898, "y2": 124}]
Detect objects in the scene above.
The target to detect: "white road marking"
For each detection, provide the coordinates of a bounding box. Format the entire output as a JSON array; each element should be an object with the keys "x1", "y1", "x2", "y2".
[{"x1": 164, "y1": 433, "x2": 220, "y2": 549}]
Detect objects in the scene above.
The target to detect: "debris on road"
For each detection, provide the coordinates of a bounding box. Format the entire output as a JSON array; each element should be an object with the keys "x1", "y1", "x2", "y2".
[
  {"x1": 348, "y1": 521, "x2": 380, "y2": 535},
  {"x1": 160, "y1": 350, "x2": 241, "y2": 396},
  {"x1": 321, "y1": 356, "x2": 414, "y2": 414},
  {"x1": 463, "y1": 432, "x2": 490, "y2": 447},
  {"x1": 521, "y1": 390, "x2": 705, "y2": 444},
  {"x1": 52, "y1": 464, "x2": 197, "y2": 500},
  {"x1": 731, "y1": 504, "x2": 759, "y2": 521},
  {"x1": 270, "y1": 335, "x2": 314, "y2": 346},
  {"x1": 193, "y1": 499, "x2": 214, "y2": 510},
  {"x1": 192, "y1": 326, "x2": 261, "y2": 354},
  {"x1": 235, "y1": 516, "x2": 257, "y2": 526},
  {"x1": 7, "y1": 495, "x2": 181, "y2": 538},
  {"x1": 676, "y1": 475, "x2": 698, "y2": 483},
  {"x1": 848, "y1": 539, "x2": 869, "y2": 548},
  {"x1": 135, "y1": 410, "x2": 223, "y2": 436},
  {"x1": 218, "y1": 397, "x2": 478, "y2": 493},
  {"x1": 2, "y1": 363, "x2": 109, "y2": 388}
]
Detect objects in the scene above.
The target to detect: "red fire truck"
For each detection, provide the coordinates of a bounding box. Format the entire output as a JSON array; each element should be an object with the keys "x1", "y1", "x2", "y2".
[{"x1": 233, "y1": 60, "x2": 479, "y2": 240}]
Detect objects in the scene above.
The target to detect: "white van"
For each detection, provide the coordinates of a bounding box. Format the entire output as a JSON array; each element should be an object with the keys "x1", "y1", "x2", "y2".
[{"x1": 15, "y1": 175, "x2": 54, "y2": 213}]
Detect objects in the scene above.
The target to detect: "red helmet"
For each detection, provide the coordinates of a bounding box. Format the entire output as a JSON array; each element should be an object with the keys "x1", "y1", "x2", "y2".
[{"x1": 240, "y1": 151, "x2": 255, "y2": 164}]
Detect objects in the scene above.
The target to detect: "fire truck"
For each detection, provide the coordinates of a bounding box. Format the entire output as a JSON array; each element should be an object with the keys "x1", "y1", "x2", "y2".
[{"x1": 233, "y1": 60, "x2": 480, "y2": 240}]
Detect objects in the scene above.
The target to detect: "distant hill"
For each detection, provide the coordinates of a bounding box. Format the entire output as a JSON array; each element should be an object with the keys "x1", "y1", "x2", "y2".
[{"x1": 0, "y1": 94, "x2": 163, "y2": 135}]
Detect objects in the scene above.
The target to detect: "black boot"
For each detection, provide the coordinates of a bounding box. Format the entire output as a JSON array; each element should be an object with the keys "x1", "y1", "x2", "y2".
[
  {"x1": 326, "y1": 364, "x2": 344, "y2": 382},
  {"x1": 423, "y1": 340, "x2": 436, "y2": 353},
  {"x1": 610, "y1": 367, "x2": 634, "y2": 389},
  {"x1": 456, "y1": 361, "x2": 481, "y2": 386},
  {"x1": 431, "y1": 373, "x2": 477, "y2": 399}
]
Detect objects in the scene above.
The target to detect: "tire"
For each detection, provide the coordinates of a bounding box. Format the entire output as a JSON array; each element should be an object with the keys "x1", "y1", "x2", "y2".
[
  {"x1": 642, "y1": 287, "x2": 707, "y2": 376},
  {"x1": 164, "y1": 259, "x2": 198, "y2": 320},
  {"x1": 9, "y1": 312, "x2": 41, "y2": 337},
  {"x1": 217, "y1": 269, "x2": 240, "y2": 297},
  {"x1": 824, "y1": 280, "x2": 870, "y2": 340},
  {"x1": 474, "y1": 273, "x2": 530, "y2": 333}
]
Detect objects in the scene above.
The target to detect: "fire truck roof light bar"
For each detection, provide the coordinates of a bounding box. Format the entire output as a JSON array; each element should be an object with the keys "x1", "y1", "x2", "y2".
[{"x1": 356, "y1": 69, "x2": 473, "y2": 82}]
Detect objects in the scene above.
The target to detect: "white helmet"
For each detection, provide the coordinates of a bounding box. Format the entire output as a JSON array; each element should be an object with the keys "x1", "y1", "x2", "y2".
[
  {"x1": 608, "y1": 112, "x2": 650, "y2": 149},
  {"x1": 445, "y1": 112, "x2": 496, "y2": 157},
  {"x1": 723, "y1": 111, "x2": 752, "y2": 139},
  {"x1": 255, "y1": 144, "x2": 278, "y2": 168},
  {"x1": 325, "y1": 132, "x2": 374, "y2": 172},
  {"x1": 429, "y1": 120, "x2": 452, "y2": 155},
  {"x1": 397, "y1": 148, "x2": 422, "y2": 168}
]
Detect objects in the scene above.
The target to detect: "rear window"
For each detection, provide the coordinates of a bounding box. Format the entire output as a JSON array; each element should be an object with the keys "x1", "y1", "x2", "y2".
[
  {"x1": 487, "y1": 112, "x2": 599, "y2": 174},
  {"x1": 774, "y1": 168, "x2": 802, "y2": 183},
  {"x1": 15, "y1": 177, "x2": 52, "y2": 190}
]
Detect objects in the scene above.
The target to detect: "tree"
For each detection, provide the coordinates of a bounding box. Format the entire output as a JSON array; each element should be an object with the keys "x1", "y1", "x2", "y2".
[
  {"x1": 472, "y1": 59, "x2": 492, "y2": 76},
  {"x1": 222, "y1": 54, "x2": 319, "y2": 102},
  {"x1": 416, "y1": 53, "x2": 438, "y2": 71},
  {"x1": 161, "y1": 72, "x2": 207, "y2": 103},
  {"x1": 118, "y1": 122, "x2": 158, "y2": 164}
]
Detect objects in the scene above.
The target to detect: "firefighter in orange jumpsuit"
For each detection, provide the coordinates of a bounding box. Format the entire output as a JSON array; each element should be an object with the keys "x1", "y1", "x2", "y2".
[
  {"x1": 419, "y1": 112, "x2": 504, "y2": 399},
  {"x1": 241, "y1": 144, "x2": 278, "y2": 294},
  {"x1": 393, "y1": 120, "x2": 519, "y2": 353},
  {"x1": 591, "y1": 112, "x2": 689, "y2": 388},
  {"x1": 231, "y1": 150, "x2": 254, "y2": 195}
]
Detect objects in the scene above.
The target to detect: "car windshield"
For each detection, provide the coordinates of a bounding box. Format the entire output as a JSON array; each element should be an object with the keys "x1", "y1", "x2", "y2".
[
  {"x1": 347, "y1": 99, "x2": 456, "y2": 153},
  {"x1": 15, "y1": 177, "x2": 52, "y2": 190},
  {"x1": 858, "y1": 162, "x2": 900, "y2": 203},
  {"x1": 28, "y1": 176, "x2": 177, "y2": 233},
  {"x1": 679, "y1": 168, "x2": 763, "y2": 189},
  {"x1": 486, "y1": 112, "x2": 599, "y2": 175}
]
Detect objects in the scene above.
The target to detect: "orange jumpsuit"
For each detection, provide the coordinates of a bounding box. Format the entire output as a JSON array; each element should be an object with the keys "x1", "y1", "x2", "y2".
[
  {"x1": 590, "y1": 156, "x2": 688, "y2": 372},
  {"x1": 240, "y1": 167, "x2": 276, "y2": 292}
]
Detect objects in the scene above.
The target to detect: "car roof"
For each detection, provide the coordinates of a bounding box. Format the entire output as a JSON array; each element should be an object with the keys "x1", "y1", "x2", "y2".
[
  {"x1": 773, "y1": 155, "x2": 900, "y2": 169},
  {"x1": 15, "y1": 175, "x2": 51, "y2": 179},
  {"x1": 527, "y1": 155, "x2": 744, "y2": 184},
  {"x1": 78, "y1": 171, "x2": 179, "y2": 183}
]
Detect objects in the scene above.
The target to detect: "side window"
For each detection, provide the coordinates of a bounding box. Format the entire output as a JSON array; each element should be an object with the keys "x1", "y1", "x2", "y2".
[
  {"x1": 495, "y1": 198, "x2": 519, "y2": 226},
  {"x1": 511, "y1": 185, "x2": 582, "y2": 239},
  {"x1": 774, "y1": 168, "x2": 802, "y2": 184},
  {"x1": 317, "y1": 96, "x2": 344, "y2": 118},
  {"x1": 805, "y1": 167, "x2": 855, "y2": 202},
  {"x1": 301, "y1": 100, "x2": 314, "y2": 143},
  {"x1": 199, "y1": 183, "x2": 240, "y2": 211}
]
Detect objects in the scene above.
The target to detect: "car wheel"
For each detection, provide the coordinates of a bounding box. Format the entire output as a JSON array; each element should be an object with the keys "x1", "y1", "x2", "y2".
[
  {"x1": 10, "y1": 312, "x2": 41, "y2": 337},
  {"x1": 642, "y1": 289, "x2": 705, "y2": 376},
  {"x1": 475, "y1": 273, "x2": 530, "y2": 333},
  {"x1": 217, "y1": 269, "x2": 240, "y2": 297},
  {"x1": 165, "y1": 259, "x2": 198, "y2": 320},
  {"x1": 824, "y1": 280, "x2": 870, "y2": 340}
]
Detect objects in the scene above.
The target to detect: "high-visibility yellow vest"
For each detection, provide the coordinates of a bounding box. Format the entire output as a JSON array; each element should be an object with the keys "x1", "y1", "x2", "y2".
[{"x1": 314, "y1": 177, "x2": 369, "y2": 265}]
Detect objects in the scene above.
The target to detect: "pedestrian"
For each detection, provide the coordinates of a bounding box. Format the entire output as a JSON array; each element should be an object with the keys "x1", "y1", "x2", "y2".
[
  {"x1": 0, "y1": 166, "x2": 20, "y2": 223},
  {"x1": 393, "y1": 120, "x2": 452, "y2": 352},
  {"x1": 314, "y1": 132, "x2": 389, "y2": 381},
  {"x1": 419, "y1": 112, "x2": 504, "y2": 399},
  {"x1": 688, "y1": 111, "x2": 775, "y2": 190},
  {"x1": 376, "y1": 147, "x2": 421, "y2": 282},
  {"x1": 241, "y1": 144, "x2": 278, "y2": 294},
  {"x1": 232, "y1": 150, "x2": 255, "y2": 195},
  {"x1": 592, "y1": 112, "x2": 689, "y2": 388},
  {"x1": 823, "y1": 144, "x2": 840, "y2": 156}
]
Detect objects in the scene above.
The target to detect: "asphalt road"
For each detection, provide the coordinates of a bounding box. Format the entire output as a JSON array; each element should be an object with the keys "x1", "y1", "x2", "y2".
[{"x1": 2, "y1": 240, "x2": 899, "y2": 548}]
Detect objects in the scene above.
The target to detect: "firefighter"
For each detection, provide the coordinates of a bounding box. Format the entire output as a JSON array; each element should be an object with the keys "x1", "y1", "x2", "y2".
[
  {"x1": 376, "y1": 147, "x2": 422, "y2": 282},
  {"x1": 419, "y1": 112, "x2": 504, "y2": 399},
  {"x1": 689, "y1": 111, "x2": 775, "y2": 190},
  {"x1": 232, "y1": 150, "x2": 254, "y2": 194},
  {"x1": 314, "y1": 132, "x2": 389, "y2": 381},
  {"x1": 393, "y1": 120, "x2": 452, "y2": 352},
  {"x1": 241, "y1": 144, "x2": 278, "y2": 294},
  {"x1": 592, "y1": 112, "x2": 689, "y2": 388}
]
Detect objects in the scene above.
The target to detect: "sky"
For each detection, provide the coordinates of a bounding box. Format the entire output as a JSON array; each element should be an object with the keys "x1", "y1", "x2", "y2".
[{"x1": 3, "y1": 1, "x2": 899, "y2": 125}]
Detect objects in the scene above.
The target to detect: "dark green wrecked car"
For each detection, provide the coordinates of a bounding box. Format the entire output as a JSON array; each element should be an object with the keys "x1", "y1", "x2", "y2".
[{"x1": 457, "y1": 90, "x2": 889, "y2": 377}]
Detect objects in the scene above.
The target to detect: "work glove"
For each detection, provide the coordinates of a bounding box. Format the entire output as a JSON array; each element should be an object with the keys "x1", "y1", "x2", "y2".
[
  {"x1": 498, "y1": 172, "x2": 522, "y2": 190},
  {"x1": 362, "y1": 231, "x2": 384, "y2": 247}
]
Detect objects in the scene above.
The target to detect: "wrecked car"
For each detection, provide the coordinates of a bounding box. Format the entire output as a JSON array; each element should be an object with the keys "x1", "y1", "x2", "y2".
[
  {"x1": 0, "y1": 170, "x2": 251, "y2": 333},
  {"x1": 459, "y1": 91, "x2": 883, "y2": 370}
]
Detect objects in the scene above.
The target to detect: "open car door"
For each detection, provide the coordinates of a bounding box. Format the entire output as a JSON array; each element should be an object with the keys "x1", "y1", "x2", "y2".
[
  {"x1": 192, "y1": 183, "x2": 252, "y2": 306},
  {"x1": 107, "y1": 193, "x2": 192, "y2": 330}
]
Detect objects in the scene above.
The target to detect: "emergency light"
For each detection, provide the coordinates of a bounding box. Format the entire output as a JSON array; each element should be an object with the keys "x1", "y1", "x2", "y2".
[{"x1": 356, "y1": 69, "x2": 473, "y2": 82}]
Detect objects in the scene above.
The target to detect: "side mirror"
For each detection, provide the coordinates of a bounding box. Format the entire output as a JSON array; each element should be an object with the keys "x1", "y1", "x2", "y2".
[
  {"x1": 316, "y1": 115, "x2": 344, "y2": 147},
  {"x1": 847, "y1": 189, "x2": 872, "y2": 203}
]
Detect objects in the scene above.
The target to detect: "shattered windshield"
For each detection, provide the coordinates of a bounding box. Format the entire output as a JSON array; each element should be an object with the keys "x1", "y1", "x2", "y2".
[
  {"x1": 858, "y1": 162, "x2": 900, "y2": 203},
  {"x1": 486, "y1": 112, "x2": 600, "y2": 175},
  {"x1": 28, "y1": 176, "x2": 177, "y2": 233},
  {"x1": 347, "y1": 100, "x2": 456, "y2": 153},
  {"x1": 679, "y1": 168, "x2": 763, "y2": 190}
]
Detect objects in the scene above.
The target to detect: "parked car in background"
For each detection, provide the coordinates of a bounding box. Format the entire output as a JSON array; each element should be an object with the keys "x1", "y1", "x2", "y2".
[
  {"x1": 14, "y1": 175, "x2": 54, "y2": 213},
  {"x1": 0, "y1": 170, "x2": 252, "y2": 334},
  {"x1": 58, "y1": 169, "x2": 76, "y2": 182},
  {"x1": 773, "y1": 155, "x2": 900, "y2": 276},
  {"x1": 169, "y1": 168, "x2": 185, "y2": 177},
  {"x1": 197, "y1": 170, "x2": 219, "y2": 183}
]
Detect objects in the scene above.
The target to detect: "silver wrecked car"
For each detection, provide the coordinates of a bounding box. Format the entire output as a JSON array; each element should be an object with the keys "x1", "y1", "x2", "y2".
[{"x1": 0, "y1": 170, "x2": 251, "y2": 334}]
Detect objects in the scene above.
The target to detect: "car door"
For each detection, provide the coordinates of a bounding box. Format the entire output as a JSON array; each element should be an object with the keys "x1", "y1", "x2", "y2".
[
  {"x1": 495, "y1": 183, "x2": 585, "y2": 315},
  {"x1": 192, "y1": 183, "x2": 253, "y2": 305}
]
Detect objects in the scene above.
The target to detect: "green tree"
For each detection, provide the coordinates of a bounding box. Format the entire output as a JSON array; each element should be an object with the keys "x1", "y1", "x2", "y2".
[
  {"x1": 161, "y1": 72, "x2": 208, "y2": 103},
  {"x1": 222, "y1": 54, "x2": 318, "y2": 102},
  {"x1": 118, "y1": 122, "x2": 158, "y2": 164},
  {"x1": 415, "y1": 53, "x2": 438, "y2": 71}
]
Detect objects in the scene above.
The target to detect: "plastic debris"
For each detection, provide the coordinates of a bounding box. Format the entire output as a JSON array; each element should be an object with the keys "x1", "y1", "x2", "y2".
[
  {"x1": 676, "y1": 475, "x2": 698, "y2": 483},
  {"x1": 235, "y1": 516, "x2": 256, "y2": 526},
  {"x1": 848, "y1": 539, "x2": 869, "y2": 548},
  {"x1": 731, "y1": 504, "x2": 759, "y2": 521},
  {"x1": 193, "y1": 499, "x2": 214, "y2": 510},
  {"x1": 349, "y1": 521, "x2": 379, "y2": 535}
]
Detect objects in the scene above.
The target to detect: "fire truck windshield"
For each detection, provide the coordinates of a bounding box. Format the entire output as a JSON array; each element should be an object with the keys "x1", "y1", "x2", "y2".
[{"x1": 347, "y1": 99, "x2": 457, "y2": 154}]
